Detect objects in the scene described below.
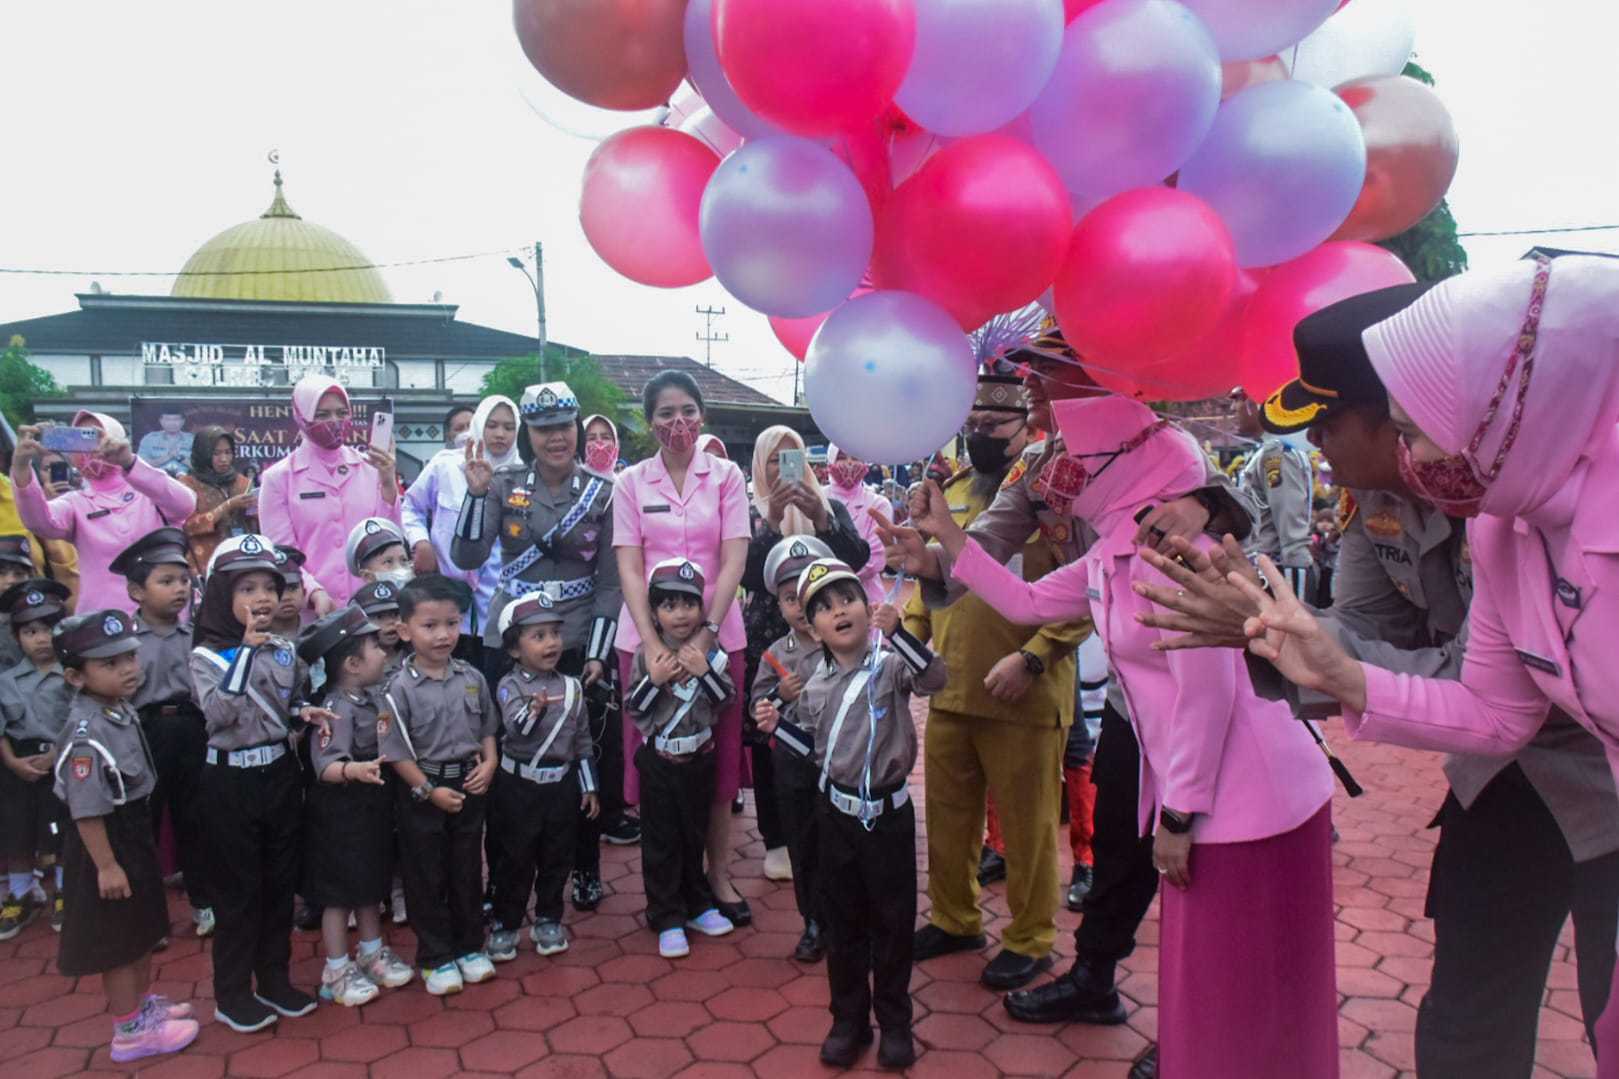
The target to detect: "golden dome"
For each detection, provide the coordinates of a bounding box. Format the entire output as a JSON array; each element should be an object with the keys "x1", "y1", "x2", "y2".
[{"x1": 171, "y1": 172, "x2": 393, "y2": 303}]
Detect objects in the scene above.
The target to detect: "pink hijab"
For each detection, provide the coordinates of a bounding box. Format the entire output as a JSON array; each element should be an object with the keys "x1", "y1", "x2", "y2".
[
  {"x1": 290, "y1": 374, "x2": 351, "y2": 463},
  {"x1": 70, "y1": 409, "x2": 127, "y2": 488},
  {"x1": 1051, "y1": 395, "x2": 1206, "y2": 539},
  {"x1": 1363, "y1": 254, "x2": 1619, "y2": 523}
]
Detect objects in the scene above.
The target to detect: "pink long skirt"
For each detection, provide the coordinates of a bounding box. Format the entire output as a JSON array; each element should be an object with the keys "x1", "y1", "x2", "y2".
[
  {"x1": 618, "y1": 648, "x2": 750, "y2": 806},
  {"x1": 1158, "y1": 804, "x2": 1339, "y2": 1079}
]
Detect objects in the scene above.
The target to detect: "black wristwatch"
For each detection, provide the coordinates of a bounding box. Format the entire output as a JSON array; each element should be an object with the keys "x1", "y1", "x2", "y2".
[
  {"x1": 410, "y1": 782, "x2": 434, "y2": 804},
  {"x1": 1019, "y1": 649, "x2": 1045, "y2": 676},
  {"x1": 1158, "y1": 808, "x2": 1195, "y2": 834}
]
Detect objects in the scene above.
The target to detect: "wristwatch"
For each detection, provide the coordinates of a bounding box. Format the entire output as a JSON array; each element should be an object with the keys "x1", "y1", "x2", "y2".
[
  {"x1": 410, "y1": 782, "x2": 435, "y2": 804},
  {"x1": 1158, "y1": 808, "x2": 1195, "y2": 835},
  {"x1": 1018, "y1": 649, "x2": 1046, "y2": 675},
  {"x1": 702, "y1": 620, "x2": 721, "y2": 636}
]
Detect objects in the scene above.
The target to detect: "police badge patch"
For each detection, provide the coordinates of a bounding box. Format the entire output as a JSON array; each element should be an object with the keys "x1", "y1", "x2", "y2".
[
  {"x1": 103, "y1": 614, "x2": 124, "y2": 636},
  {"x1": 319, "y1": 730, "x2": 332, "y2": 750},
  {"x1": 274, "y1": 649, "x2": 292, "y2": 667},
  {"x1": 1001, "y1": 459, "x2": 1027, "y2": 491},
  {"x1": 377, "y1": 714, "x2": 391, "y2": 738}
]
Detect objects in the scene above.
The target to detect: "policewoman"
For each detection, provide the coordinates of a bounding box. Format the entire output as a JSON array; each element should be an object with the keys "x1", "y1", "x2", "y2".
[
  {"x1": 190, "y1": 534, "x2": 336, "y2": 1034},
  {"x1": 451, "y1": 381, "x2": 626, "y2": 897}
]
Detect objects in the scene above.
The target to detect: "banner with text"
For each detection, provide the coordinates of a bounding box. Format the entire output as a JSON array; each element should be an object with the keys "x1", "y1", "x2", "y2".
[{"x1": 128, "y1": 395, "x2": 392, "y2": 479}]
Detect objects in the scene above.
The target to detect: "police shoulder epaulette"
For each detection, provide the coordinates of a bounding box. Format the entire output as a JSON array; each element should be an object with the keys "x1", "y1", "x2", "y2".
[{"x1": 1337, "y1": 489, "x2": 1359, "y2": 531}]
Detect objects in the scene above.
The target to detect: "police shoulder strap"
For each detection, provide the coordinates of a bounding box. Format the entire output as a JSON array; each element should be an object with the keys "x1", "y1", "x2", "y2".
[
  {"x1": 193, "y1": 645, "x2": 290, "y2": 737},
  {"x1": 817, "y1": 665, "x2": 875, "y2": 792}
]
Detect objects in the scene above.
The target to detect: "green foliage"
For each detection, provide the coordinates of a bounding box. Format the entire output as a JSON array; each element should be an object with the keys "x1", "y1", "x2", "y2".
[
  {"x1": 480, "y1": 349, "x2": 647, "y2": 457},
  {"x1": 1403, "y1": 60, "x2": 1435, "y2": 86},
  {"x1": 1377, "y1": 199, "x2": 1469, "y2": 283},
  {"x1": 0, "y1": 336, "x2": 64, "y2": 429}
]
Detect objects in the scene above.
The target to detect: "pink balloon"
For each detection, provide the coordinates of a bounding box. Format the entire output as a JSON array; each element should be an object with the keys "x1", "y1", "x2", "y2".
[
  {"x1": 872, "y1": 135, "x2": 1072, "y2": 330},
  {"x1": 683, "y1": 0, "x2": 781, "y2": 140},
  {"x1": 713, "y1": 0, "x2": 918, "y2": 138},
  {"x1": 1239, "y1": 240, "x2": 1415, "y2": 398},
  {"x1": 1220, "y1": 55, "x2": 1288, "y2": 101},
  {"x1": 580, "y1": 127, "x2": 720, "y2": 289},
  {"x1": 1108, "y1": 271, "x2": 1258, "y2": 400},
  {"x1": 1063, "y1": 0, "x2": 1108, "y2": 19},
  {"x1": 769, "y1": 285, "x2": 875, "y2": 360},
  {"x1": 1053, "y1": 187, "x2": 1238, "y2": 370}
]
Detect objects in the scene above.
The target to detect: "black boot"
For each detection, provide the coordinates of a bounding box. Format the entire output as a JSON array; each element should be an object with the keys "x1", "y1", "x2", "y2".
[
  {"x1": 1003, "y1": 956, "x2": 1127, "y2": 1025},
  {"x1": 820, "y1": 1021, "x2": 873, "y2": 1067}
]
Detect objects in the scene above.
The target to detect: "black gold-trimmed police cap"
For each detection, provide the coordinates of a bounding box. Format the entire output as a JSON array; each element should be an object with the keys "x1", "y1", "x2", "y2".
[
  {"x1": 648, "y1": 557, "x2": 706, "y2": 599},
  {"x1": 0, "y1": 534, "x2": 35, "y2": 569},
  {"x1": 519, "y1": 381, "x2": 580, "y2": 427},
  {"x1": 796, "y1": 558, "x2": 860, "y2": 610},
  {"x1": 764, "y1": 535, "x2": 834, "y2": 591},
  {"x1": 109, "y1": 527, "x2": 190, "y2": 579},
  {"x1": 53, "y1": 609, "x2": 141, "y2": 663},
  {"x1": 1261, "y1": 282, "x2": 1437, "y2": 434},
  {"x1": 297, "y1": 605, "x2": 379, "y2": 665},
  {"x1": 351, "y1": 580, "x2": 402, "y2": 616},
  {"x1": 0, "y1": 578, "x2": 70, "y2": 625}
]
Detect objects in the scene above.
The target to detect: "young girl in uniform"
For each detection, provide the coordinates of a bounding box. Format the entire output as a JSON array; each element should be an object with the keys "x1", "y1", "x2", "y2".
[
  {"x1": 192, "y1": 534, "x2": 339, "y2": 1033},
  {"x1": 53, "y1": 609, "x2": 199, "y2": 1062}
]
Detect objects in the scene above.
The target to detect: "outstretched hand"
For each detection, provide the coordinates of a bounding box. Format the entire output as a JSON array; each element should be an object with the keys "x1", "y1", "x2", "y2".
[
  {"x1": 463, "y1": 439, "x2": 495, "y2": 496},
  {"x1": 1232, "y1": 555, "x2": 1367, "y2": 712},
  {"x1": 1132, "y1": 534, "x2": 1262, "y2": 650}
]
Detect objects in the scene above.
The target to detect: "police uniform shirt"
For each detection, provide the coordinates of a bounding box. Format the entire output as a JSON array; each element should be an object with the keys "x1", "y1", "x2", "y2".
[
  {"x1": 452, "y1": 462, "x2": 622, "y2": 650},
  {"x1": 750, "y1": 631, "x2": 823, "y2": 721},
  {"x1": 376, "y1": 658, "x2": 498, "y2": 764},
  {"x1": 1239, "y1": 434, "x2": 1314, "y2": 569},
  {"x1": 129, "y1": 616, "x2": 195, "y2": 710},
  {"x1": 0, "y1": 618, "x2": 21, "y2": 672},
  {"x1": 189, "y1": 637, "x2": 303, "y2": 750},
  {"x1": 626, "y1": 646, "x2": 733, "y2": 743},
  {"x1": 52, "y1": 695, "x2": 155, "y2": 819},
  {"x1": 495, "y1": 666, "x2": 591, "y2": 764},
  {"x1": 0, "y1": 657, "x2": 73, "y2": 744},
  {"x1": 796, "y1": 645, "x2": 947, "y2": 791},
  {"x1": 310, "y1": 687, "x2": 382, "y2": 774}
]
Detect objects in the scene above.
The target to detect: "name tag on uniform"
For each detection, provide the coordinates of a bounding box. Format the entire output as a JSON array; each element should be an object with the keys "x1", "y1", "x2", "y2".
[
  {"x1": 1085, "y1": 587, "x2": 1102, "y2": 601},
  {"x1": 1516, "y1": 649, "x2": 1562, "y2": 677},
  {"x1": 299, "y1": 491, "x2": 326, "y2": 500},
  {"x1": 643, "y1": 504, "x2": 671, "y2": 514},
  {"x1": 86, "y1": 509, "x2": 111, "y2": 520}
]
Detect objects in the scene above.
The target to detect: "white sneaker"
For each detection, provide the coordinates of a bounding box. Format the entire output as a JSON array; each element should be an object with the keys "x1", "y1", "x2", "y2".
[
  {"x1": 455, "y1": 952, "x2": 496, "y2": 984},
  {"x1": 763, "y1": 846, "x2": 794, "y2": 881},
  {"x1": 658, "y1": 928, "x2": 690, "y2": 958},
  {"x1": 390, "y1": 886, "x2": 407, "y2": 925},
  {"x1": 356, "y1": 945, "x2": 414, "y2": 989},
  {"x1": 685, "y1": 909, "x2": 735, "y2": 937},
  {"x1": 192, "y1": 907, "x2": 215, "y2": 938},
  {"x1": 319, "y1": 962, "x2": 379, "y2": 1007},
  {"x1": 531, "y1": 921, "x2": 569, "y2": 956},
  {"x1": 422, "y1": 963, "x2": 464, "y2": 996},
  {"x1": 488, "y1": 930, "x2": 519, "y2": 963}
]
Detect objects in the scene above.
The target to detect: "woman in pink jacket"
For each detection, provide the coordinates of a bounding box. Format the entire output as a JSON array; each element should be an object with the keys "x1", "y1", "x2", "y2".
[
  {"x1": 825, "y1": 445, "x2": 889, "y2": 603},
  {"x1": 911, "y1": 394, "x2": 1338, "y2": 1079},
  {"x1": 257, "y1": 375, "x2": 398, "y2": 612},
  {"x1": 1234, "y1": 253, "x2": 1619, "y2": 1075},
  {"x1": 9, "y1": 411, "x2": 195, "y2": 611}
]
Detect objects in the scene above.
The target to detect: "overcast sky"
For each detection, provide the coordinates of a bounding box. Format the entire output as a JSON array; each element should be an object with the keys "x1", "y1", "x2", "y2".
[{"x1": 2, "y1": 1, "x2": 1615, "y2": 407}]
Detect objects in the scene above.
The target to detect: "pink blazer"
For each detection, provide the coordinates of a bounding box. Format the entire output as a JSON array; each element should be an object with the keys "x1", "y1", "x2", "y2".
[
  {"x1": 953, "y1": 526, "x2": 1333, "y2": 844},
  {"x1": 257, "y1": 442, "x2": 397, "y2": 607},
  {"x1": 831, "y1": 481, "x2": 890, "y2": 604},
  {"x1": 1347, "y1": 450, "x2": 1619, "y2": 778}
]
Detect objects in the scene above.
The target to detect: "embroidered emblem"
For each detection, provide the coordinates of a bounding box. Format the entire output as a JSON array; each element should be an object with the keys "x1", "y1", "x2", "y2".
[
  {"x1": 537, "y1": 387, "x2": 559, "y2": 409},
  {"x1": 72, "y1": 756, "x2": 92, "y2": 780},
  {"x1": 499, "y1": 687, "x2": 509, "y2": 703},
  {"x1": 507, "y1": 492, "x2": 531, "y2": 509},
  {"x1": 1336, "y1": 490, "x2": 1358, "y2": 531},
  {"x1": 537, "y1": 592, "x2": 554, "y2": 609},
  {"x1": 789, "y1": 540, "x2": 809, "y2": 558},
  {"x1": 377, "y1": 714, "x2": 392, "y2": 737},
  {"x1": 507, "y1": 522, "x2": 524, "y2": 538},
  {"x1": 465, "y1": 685, "x2": 480, "y2": 695},
  {"x1": 103, "y1": 614, "x2": 124, "y2": 635},
  {"x1": 1364, "y1": 510, "x2": 1402, "y2": 538},
  {"x1": 319, "y1": 730, "x2": 331, "y2": 750},
  {"x1": 24, "y1": 590, "x2": 43, "y2": 606},
  {"x1": 274, "y1": 648, "x2": 292, "y2": 667},
  {"x1": 241, "y1": 536, "x2": 263, "y2": 555},
  {"x1": 1001, "y1": 459, "x2": 1027, "y2": 491},
  {"x1": 679, "y1": 562, "x2": 695, "y2": 580},
  {"x1": 273, "y1": 548, "x2": 288, "y2": 565},
  {"x1": 804, "y1": 563, "x2": 829, "y2": 586},
  {"x1": 375, "y1": 583, "x2": 393, "y2": 599},
  {"x1": 1264, "y1": 463, "x2": 1282, "y2": 488},
  {"x1": 365, "y1": 520, "x2": 382, "y2": 535}
]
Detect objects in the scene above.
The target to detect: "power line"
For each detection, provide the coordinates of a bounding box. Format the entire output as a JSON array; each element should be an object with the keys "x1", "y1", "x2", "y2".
[
  {"x1": 1457, "y1": 223, "x2": 1619, "y2": 238},
  {"x1": 0, "y1": 247, "x2": 519, "y2": 278}
]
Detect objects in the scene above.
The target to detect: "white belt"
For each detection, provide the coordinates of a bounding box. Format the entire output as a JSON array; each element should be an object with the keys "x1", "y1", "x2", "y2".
[
  {"x1": 205, "y1": 743, "x2": 288, "y2": 769},
  {"x1": 828, "y1": 785, "x2": 909, "y2": 823},
  {"x1": 500, "y1": 755, "x2": 569, "y2": 785},
  {"x1": 654, "y1": 728, "x2": 712, "y2": 756},
  {"x1": 507, "y1": 576, "x2": 595, "y2": 602}
]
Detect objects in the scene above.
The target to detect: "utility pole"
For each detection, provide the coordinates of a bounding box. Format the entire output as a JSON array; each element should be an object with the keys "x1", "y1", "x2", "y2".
[
  {"x1": 695, "y1": 304, "x2": 728, "y2": 367},
  {"x1": 507, "y1": 242, "x2": 548, "y2": 382}
]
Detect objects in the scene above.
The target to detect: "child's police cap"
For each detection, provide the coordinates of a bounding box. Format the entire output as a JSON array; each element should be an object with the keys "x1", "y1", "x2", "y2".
[
  {"x1": 796, "y1": 558, "x2": 860, "y2": 609},
  {"x1": 648, "y1": 557, "x2": 705, "y2": 598},
  {"x1": 764, "y1": 535, "x2": 833, "y2": 592},
  {"x1": 297, "y1": 605, "x2": 379, "y2": 665},
  {"x1": 54, "y1": 609, "x2": 141, "y2": 663},
  {"x1": 497, "y1": 591, "x2": 564, "y2": 637},
  {"x1": 109, "y1": 527, "x2": 190, "y2": 578},
  {"x1": 0, "y1": 534, "x2": 35, "y2": 569},
  {"x1": 0, "y1": 578, "x2": 70, "y2": 625},
  {"x1": 351, "y1": 580, "x2": 402, "y2": 616}
]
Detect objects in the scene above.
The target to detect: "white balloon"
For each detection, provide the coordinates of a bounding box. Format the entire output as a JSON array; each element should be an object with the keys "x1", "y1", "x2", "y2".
[
  {"x1": 1180, "y1": 0, "x2": 1339, "y2": 61},
  {"x1": 1286, "y1": 0, "x2": 1417, "y2": 90},
  {"x1": 894, "y1": 0, "x2": 1065, "y2": 137}
]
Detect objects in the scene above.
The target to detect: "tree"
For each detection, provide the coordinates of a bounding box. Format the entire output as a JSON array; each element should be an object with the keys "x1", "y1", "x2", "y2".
[
  {"x1": 0, "y1": 335, "x2": 64, "y2": 429},
  {"x1": 480, "y1": 348, "x2": 649, "y2": 456},
  {"x1": 1373, "y1": 61, "x2": 1468, "y2": 282}
]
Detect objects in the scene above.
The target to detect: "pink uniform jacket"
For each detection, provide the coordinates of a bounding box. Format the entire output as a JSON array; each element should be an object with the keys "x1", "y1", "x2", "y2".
[
  {"x1": 953, "y1": 527, "x2": 1333, "y2": 845},
  {"x1": 829, "y1": 478, "x2": 891, "y2": 604},
  {"x1": 257, "y1": 440, "x2": 397, "y2": 607},
  {"x1": 14, "y1": 459, "x2": 196, "y2": 612}
]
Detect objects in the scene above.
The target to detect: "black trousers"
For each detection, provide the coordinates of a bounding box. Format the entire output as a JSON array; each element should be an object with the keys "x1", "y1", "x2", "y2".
[
  {"x1": 568, "y1": 653, "x2": 625, "y2": 874},
  {"x1": 817, "y1": 795, "x2": 916, "y2": 1032},
  {"x1": 1073, "y1": 703, "x2": 1159, "y2": 964},
  {"x1": 1417, "y1": 764, "x2": 1619, "y2": 1078},
  {"x1": 635, "y1": 744, "x2": 717, "y2": 932},
  {"x1": 395, "y1": 770, "x2": 488, "y2": 969},
  {"x1": 140, "y1": 703, "x2": 210, "y2": 907},
  {"x1": 751, "y1": 743, "x2": 786, "y2": 850},
  {"x1": 774, "y1": 744, "x2": 822, "y2": 926},
  {"x1": 488, "y1": 768, "x2": 579, "y2": 930},
  {"x1": 199, "y1": 751, "x2": 300, "y2": 1002}
]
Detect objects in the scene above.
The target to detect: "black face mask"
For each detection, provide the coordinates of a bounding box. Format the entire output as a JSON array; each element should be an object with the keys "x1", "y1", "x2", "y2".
[{"x1": 965, "y1": 429, "x2": 1020, "y2": 475}]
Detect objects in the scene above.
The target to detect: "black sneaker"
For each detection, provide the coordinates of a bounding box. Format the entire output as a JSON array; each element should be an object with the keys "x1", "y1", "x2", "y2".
[
  {"x1": 1066, "y1": 863, "x2": 1093, "y2": 911},
  {"x1": 572, "y1": 869, "x2": 604, "y2": 912},
  {"x1": 215, "y1": 994, "x2": 278, "y2": 1033},
  {"x1": 601, "y1": 816, "x2": 641, "y2": 846},
  {"x1": 0, "y1": 892, "x2": 40, "y2": 940},
  {"x1": 254, "y1": 981, "x2": 318, "y2": 1018},
  {"x1": 913, "y1": 923, "x2": 986, "y2": 962}
]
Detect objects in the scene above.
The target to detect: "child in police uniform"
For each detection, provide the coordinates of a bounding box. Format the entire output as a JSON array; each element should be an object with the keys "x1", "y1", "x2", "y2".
[
  {"x1": 112, "y1": 528, "x2": 214, "y2": 939},
  {"x1": 346, "y1": 517, "x2": 413, "y2": 589},
  {"x1": 52, "y1": 609, "x2": 200, "y2": 1062},
  {"x1": 0, "y1": 579, "x2": 73, "y2": 936},
  {"x1": 191, "y1": 534, "x2": 338, "y2": 1033},
  {"x1": 349, "y1": 579, "x2": 409, "y2": 923},
  {"x1": 487, "y1": 591, "x2": 599, "y2": 962},
  {"x1": 269, "y1": 546, "x2": 309, "y2": 639},
  {"x1": 750, "y1": 535, "x2": 835, "y2": 965},
  {"x1": 756, "y1": 558, "x2": 947, "y2": 1070},
  {"x1": 625, "y1": 557, "x2": 737, "y2": 959},
  {"x1": 376, "y1": 574, "x2": 499, "y2": 995},
  {"x1": 0, "y1": 535, "x2": 38, "y2": 671},
  {"x1": 296, "y1": 606, "x2": 415, "y2": 1005}
]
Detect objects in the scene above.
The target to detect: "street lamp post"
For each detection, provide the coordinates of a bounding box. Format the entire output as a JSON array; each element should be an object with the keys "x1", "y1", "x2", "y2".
[{"x1": 507, "y1": 241, "x2": 547, "y2": 382}]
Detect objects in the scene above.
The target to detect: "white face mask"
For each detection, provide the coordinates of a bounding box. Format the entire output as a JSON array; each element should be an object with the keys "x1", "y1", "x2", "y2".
[{"x1": 374, "y1": 567, "x2": 414, "y2": 589}]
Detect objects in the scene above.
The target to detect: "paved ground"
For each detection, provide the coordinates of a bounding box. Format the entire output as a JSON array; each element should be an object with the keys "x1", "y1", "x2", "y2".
[{"x1": 0, "y1": 716, "x2": 1596, "y2": 1078}]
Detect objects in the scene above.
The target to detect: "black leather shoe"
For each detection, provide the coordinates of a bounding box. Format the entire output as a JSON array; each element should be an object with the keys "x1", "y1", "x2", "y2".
[
  {"x1": 977, "y1": 846, "x2": 1007, "y2": 886},
  {"x1": 1003, "y1": 959, "x2": 1127, "y2": 1025},
  {"x1": 1066, "y1": 863, "x2": 1093, "y2": 911},
  {"x1": 572, "y1": 869, "x2": 604, "y2": 911},
  {"x1": 877, "y1": 1027, "x2": 916, "y2": 1069},
  {"x1": 981, "y1": 949, "x2": 1055, "y2": 989},
  {"x1": 1128, "y1": 1043, "x2": 1158, "y2": 1079},
  {"x1": 792, "y1": 921, "x2": 824, "y2": 963},
  {"x1": 820, "y1": 1021, "x2": 873, "y2": 1067},
  {"x1": 913, "y1": 923, "x2": 987, "y2": 961},
  {"x1": 715, "y1": 898, "x2": 752, "y2": 927},
  {"x1": 294, "y1": 902, "x2": 322, "y2": 931}
]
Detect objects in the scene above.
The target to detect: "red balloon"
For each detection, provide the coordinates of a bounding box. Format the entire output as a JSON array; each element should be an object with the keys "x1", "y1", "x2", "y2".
[
  {"x1": 1064, "y1": 0, "x2": 1108, "y2": 21},
  {"x1": 832, "y1": 120, "x2": 896, "y2": 219},
  {"x1": 713, "y1": 0, "x2": 917, "y2": 138},
  {"x1": 872, "y1": 136, "x2": 1071, "y2": 331},
  {"x1": 513, "y1": 0, "x2": 688, "y2": 111},
  {"x1": 580, "y1": 127, "x2": 720, "y2": 289},
  {"x1": 1240, "y1": 241, "x2": 1415, "y2": 399},
  {"x1": 1053, "y1": 187, "x2": 1238, "y2": 371}
]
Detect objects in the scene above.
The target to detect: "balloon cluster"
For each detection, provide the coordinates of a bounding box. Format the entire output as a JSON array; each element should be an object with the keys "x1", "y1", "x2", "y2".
[{"x1": 516, "y1": 0, "x2": 1456, "y2": 462}]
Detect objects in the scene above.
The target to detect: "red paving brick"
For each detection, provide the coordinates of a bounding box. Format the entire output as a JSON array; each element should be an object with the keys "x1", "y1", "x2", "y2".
[{"x1": 0, "y1": 709, "x2": 1598, "y2": 1078}]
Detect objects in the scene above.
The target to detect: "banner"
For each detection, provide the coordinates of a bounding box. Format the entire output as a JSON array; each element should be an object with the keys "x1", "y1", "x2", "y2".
[{"x1": 128, "y1": 396, "x2": 392, "y2": 479}]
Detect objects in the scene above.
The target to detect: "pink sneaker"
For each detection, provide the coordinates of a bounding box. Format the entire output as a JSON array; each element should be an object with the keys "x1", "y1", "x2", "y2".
[
  {"x1": 110, "y1": 1011, "x2": 200, "y2": 1062},
  {"x1": 143, "y1": 994, "x2": 194, "y2": 1020}
]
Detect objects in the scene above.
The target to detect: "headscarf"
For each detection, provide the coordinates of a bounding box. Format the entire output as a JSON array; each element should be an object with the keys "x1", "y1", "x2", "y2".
[
  {"x1": 826, "y1": 444, "x2": 870, "y2": 493},
  {"x1": 751, "y1": 425, "x2": 829, "y2": 537},
  {"x1": 1051, "y1": 396, "x2": 1206, "y2": 539},
  {"x1": 70, "y1": 410, "x2": 126, "y2": 488},
  {"x1": 469, "y1": 394, "x2": 521, "y2": 471},
  {"x1": 696, "y1": 433, "x2": 728, "y2": 459},
  {"x1": 582, "y1": 413, "x2": 619, "y2": 476},
  {"x1": 1363, "y1": 254, "x2": 1619, "y2": 523},
  {"x1": 189, "y1": 426, "x2": 239, "y2": 493},
  {"x1": 193, "y1": 558, "x2": 284, "y2": 651},
  {"x1": 290, "y1": 374, "x2": 351, "y2": 463}
]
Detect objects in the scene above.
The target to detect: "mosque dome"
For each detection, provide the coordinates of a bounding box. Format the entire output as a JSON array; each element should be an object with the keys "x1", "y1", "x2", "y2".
[{"x1": 171, "y1": 172, "x2": 393, "y2": 304}]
